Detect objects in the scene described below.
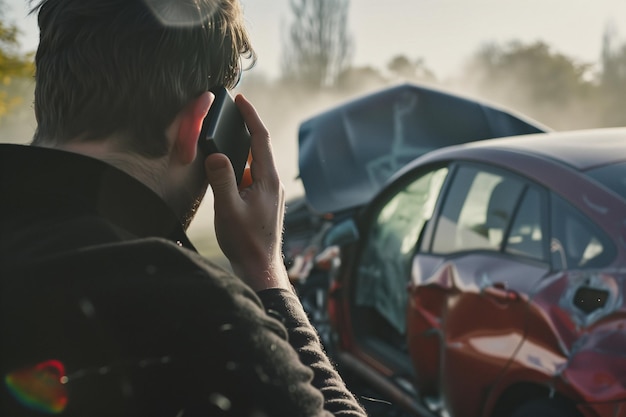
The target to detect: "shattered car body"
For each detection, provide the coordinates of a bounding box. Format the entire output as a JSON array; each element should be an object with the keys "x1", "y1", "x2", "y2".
[
  {"x1": 524, "y1": 270, "x2": 626, "y2": 415},
  {"x1": 408, "y1": 263, "x2": 626, "y2": 417},
  {"x1": 283, "y1": 85, "x2": 626, "y2": 417}
]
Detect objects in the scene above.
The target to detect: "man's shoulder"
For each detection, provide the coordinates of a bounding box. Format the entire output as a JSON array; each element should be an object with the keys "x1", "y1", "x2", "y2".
[{"x1": 5, "y1": 237, "x2": 245, "y2": 297}]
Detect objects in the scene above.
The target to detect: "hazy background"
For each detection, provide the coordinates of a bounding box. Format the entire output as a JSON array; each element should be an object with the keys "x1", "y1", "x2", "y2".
[
  {"x1": 8, "y1": 1, "x2": 626, "y2": 80},
  {"x1": 2, "y1": 0, "x2": 626, "y2": 259}
]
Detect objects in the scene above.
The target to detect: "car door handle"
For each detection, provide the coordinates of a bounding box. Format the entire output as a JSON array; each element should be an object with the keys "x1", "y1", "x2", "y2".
[{"x1": 483, "y1": 282, "x2": 519, "y2": 302}]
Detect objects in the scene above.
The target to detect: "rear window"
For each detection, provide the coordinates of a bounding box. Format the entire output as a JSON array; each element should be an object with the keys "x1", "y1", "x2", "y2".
[
  {"x1": 550, "y1": 194, "x2": 615, "y2": 269},
  {"x1": 586, "y1": 162, "x2": 626, "y2": 199}
]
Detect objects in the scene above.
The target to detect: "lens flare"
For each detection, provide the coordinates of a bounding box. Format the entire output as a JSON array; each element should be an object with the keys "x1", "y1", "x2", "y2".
[{"x1": 4, "y1": 359, "x2": 68, "y2": 414}]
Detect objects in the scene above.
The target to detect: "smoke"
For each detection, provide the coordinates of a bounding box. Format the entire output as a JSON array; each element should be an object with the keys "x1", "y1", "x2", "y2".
[
  {"x1": 442, "y1": 40, "x2": 612, "y2": 131},
  {"x1": 446, "y1": 71, "x2": 604, "y2": 131}
]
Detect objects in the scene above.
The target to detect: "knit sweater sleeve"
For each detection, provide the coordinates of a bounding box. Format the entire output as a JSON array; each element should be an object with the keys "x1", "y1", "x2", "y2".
[{"x1": 257, "y1": 288, "x2": 367, "y2": 416}]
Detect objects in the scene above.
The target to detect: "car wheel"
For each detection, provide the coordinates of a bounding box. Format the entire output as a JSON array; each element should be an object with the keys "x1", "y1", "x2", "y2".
[{"x1": 509, "y1": 397, "x2": 582, "y2": 417}]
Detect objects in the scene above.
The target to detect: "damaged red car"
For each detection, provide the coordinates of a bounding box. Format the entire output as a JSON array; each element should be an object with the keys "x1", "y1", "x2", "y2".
[{"x1": 284, "y1": 86, "x2": 626, "y2": 417}]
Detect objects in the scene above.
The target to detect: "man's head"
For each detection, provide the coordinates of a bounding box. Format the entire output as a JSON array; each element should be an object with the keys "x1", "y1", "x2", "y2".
[{"x1": 30, "y1": 0, "x2": 256, "y2": 157}]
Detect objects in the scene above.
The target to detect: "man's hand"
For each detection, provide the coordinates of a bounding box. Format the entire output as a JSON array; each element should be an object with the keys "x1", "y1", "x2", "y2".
[{"x1": 205, "y1": 94, "x2": 291, "y2": 292}]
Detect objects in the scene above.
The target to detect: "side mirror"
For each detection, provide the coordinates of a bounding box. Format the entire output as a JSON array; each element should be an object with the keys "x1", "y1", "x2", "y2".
[{"x1": 323, "y1": 219, "x2": 359, "y2": 247}]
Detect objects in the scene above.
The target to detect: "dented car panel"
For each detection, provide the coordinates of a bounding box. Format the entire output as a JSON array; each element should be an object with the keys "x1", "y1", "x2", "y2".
[
  {"x1": 532, "y1": 272, "x2": 626, "y2": 399},
  {"x1": 481, "y1": 271, "x2": 626, "y2": 417},
  {"x1": 408, "y1": 254, "x2": 551, "y2": 417},
  {"x1": 453, "y1": 270, "x2": 626, "y2": 417}
]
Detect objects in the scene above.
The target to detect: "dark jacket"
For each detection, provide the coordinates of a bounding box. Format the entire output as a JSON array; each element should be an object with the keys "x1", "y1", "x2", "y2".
[{"x1": 0, "y1": 144, "x2": 366, "y2": 416}]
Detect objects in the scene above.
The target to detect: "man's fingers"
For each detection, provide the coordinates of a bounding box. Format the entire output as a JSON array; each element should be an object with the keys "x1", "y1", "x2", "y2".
[
  {"x1": 205, "y1": 153, "x2": 239, "y2": 209},
  {"x1": 234, "y1": 94, "x2": 278, "y2": 185}
]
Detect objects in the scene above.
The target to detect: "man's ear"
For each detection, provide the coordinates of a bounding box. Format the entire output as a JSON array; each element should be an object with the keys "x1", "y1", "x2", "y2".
[{"x1": 174, "y1": 91, "x2": 213, "y2": 165}]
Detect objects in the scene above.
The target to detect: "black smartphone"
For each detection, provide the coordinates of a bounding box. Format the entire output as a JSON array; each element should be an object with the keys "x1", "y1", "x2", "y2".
[{"x1": 198, "y1": 86, "x2": 251, "y2": 184}]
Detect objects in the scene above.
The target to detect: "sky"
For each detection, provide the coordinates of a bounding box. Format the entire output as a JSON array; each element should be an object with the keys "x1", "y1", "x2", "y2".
[
  {"x1": 6, "y1": 0, "x2": 626, "y2": 80},
  {"x1": 239, "y1": 0, "x2": 625, "y2": 79}
]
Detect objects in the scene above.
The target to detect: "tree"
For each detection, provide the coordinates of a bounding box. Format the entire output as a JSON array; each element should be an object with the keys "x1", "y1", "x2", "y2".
[
  {"x1": 336, "y1": 65, "x2": 387, "y2": 93},
  {"x1": 387, "y1": 55, "x2": 436, "y2": 83},
  {"x1": 458, "y1": 40, "x2": 597, "y2": 129},
  {"x1": 0, "y1": 1, "x2": 35, "y2": 120},
  {"x1": 599, "y1": 25, "x2": 626, "y2": 126},
  {"x1": 281, "y1": 0, "x2": 353, "y2": 89}
]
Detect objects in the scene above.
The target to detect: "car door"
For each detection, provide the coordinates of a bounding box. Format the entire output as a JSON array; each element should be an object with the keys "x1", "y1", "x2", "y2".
[
  {"x1": 407, "y1": 163, "x2": 551, "y2": 417},
  {"x1": 349, "y1": 165, "x2": 449, "y2": 381}
]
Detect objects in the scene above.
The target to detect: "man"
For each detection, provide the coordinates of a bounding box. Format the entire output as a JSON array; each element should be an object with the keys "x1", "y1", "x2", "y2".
[{"x1": 0, "y1": 0, "x2": 366, "y2": 415}]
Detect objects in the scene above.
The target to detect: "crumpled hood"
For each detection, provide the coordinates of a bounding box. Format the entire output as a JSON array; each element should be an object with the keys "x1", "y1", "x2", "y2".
[{"x1": 297, "y1": 83, "x2": 547, "y2": 214}]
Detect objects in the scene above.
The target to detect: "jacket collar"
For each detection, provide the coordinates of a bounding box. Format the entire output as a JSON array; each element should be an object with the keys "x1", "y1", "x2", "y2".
[{"x1": 0, "y1": 143, "x2": 195, "y2": 249}]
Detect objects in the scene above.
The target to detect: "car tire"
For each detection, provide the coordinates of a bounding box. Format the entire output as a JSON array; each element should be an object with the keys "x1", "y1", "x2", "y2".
[{"x1": 509, "y1": 397, "x2": 582, "y2": 417}]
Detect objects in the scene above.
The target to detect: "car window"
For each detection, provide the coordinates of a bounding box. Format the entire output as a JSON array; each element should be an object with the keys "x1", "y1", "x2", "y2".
[
  {"x1": 550, "y1": 194, "x2": 615, "y2": 269},
  {"x1": 504, "y1": 186, "x2": 547, "y2": 261},
  {"x1": 355, "y1": 167, "x2": 448, "y2": 336},
  {"x1": 432, "y1": 165, "x2": 525, "y2": 254}
]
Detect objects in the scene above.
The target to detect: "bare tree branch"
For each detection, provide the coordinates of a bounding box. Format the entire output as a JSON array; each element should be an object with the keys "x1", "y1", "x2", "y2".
[{"x1": 281, "y1": 0, "x2": 353, "y2": 88}]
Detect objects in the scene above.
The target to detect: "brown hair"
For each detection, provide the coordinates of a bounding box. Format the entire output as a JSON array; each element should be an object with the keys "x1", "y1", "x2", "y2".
[{"x1": 30, "y1": 0, "x2": 256, "y2": 157}]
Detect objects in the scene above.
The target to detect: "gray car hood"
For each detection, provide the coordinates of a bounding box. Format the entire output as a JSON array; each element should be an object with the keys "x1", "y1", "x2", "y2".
[{"x1": 297, "y1": 83, "x2": 547, "y2": 214}]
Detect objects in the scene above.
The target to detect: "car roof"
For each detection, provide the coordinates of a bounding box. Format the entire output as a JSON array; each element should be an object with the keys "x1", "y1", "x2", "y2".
[{"x1": 428, "y1": 127, "x2": 626, "y2": 171}]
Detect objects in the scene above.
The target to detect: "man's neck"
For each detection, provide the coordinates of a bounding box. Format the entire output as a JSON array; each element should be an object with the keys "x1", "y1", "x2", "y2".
[{"x1": 51, "y1": 141, "x2": 170, "y2": 200}]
